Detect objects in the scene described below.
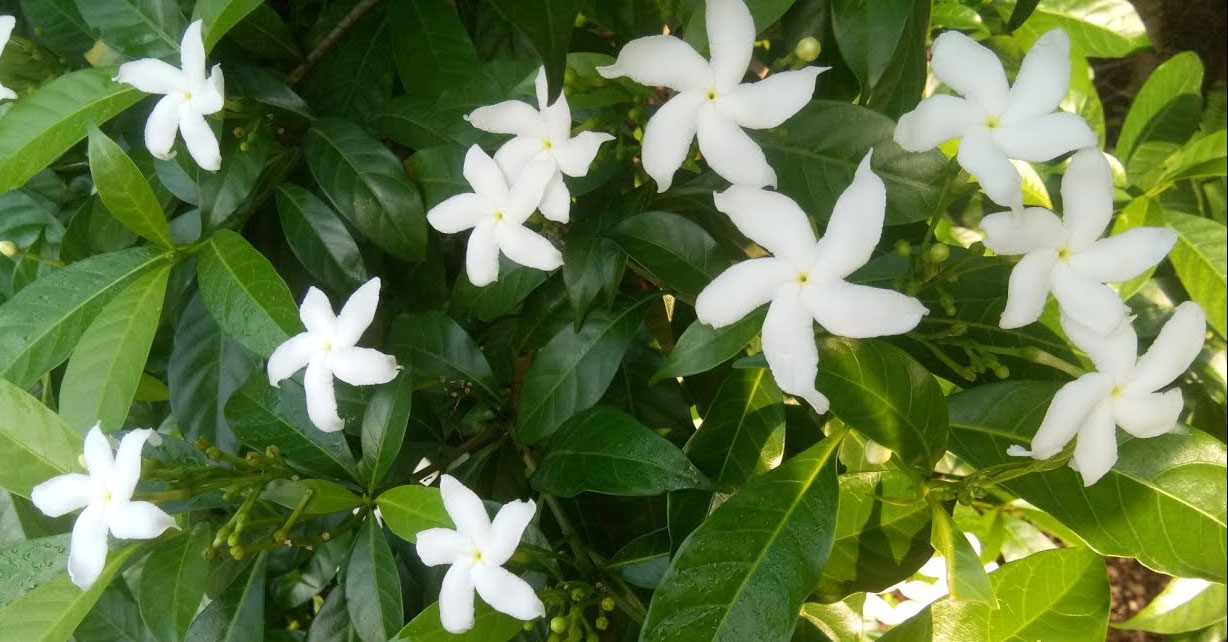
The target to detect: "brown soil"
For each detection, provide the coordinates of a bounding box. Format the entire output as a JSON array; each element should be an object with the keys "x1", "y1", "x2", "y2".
[{"x1": 1106, "y1": 557, "x2": 1172, "y2": 642}]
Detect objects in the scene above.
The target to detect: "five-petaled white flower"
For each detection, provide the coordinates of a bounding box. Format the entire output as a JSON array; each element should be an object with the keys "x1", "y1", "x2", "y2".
[
  {"x1": 466, "y1": 67, "x2": 614, "y2": 223},
  {"x1": 894, "y1": 29, "x2": 1096, "y2": 210},
  {"x1": 426, "y1": 145, "x2": 561, "y2": 286},
  {"x1": 596, "y1": 0, "x2": 824, "y2": 192},
  {"x1": 1009, "y1": 302, "x2": 1206, "y2": 486},
  {"x1": 0, "y1": 16, "x2": 17, "y2": 101},
  {"x1": 980, "y1": 147, "x2": 1176, "y2": 335},
  {"x1": 695, "y1": 151, "x2": 927, "y2": 412},
  {"x1": 268, "y1": 277, "x2": 399, "y2": 432},
  {"x1": 114, "y1": 20, "x2": 225, "y2": 171},
  {"x1": 31, "y1": 425, "x2": 177, "y2": 590},
  {"x1": 415, "y1": 475, "x2": 545, "y2": 634}
]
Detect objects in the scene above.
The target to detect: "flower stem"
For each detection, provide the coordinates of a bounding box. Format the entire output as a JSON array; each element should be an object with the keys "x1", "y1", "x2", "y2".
[
  {"x1": 521, "y1": 449, "x2": 595, "y2": 574},
  {"x1": 286, "y1": 0, "x2": 384, "y2": 86},
  {"x1": 974, "y1": 344, "x2": 1085, "y2": 378}
]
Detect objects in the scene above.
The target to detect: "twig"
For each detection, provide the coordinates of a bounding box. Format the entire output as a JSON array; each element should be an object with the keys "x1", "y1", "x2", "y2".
[{"x1": 286, "y1": 0, "x2": 384, "y2": 86}]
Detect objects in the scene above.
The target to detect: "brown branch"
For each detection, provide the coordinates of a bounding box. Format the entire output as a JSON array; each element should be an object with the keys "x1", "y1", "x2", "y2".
[{"x1": 286, "y1": 0, "x2": 384, "y2": 86}]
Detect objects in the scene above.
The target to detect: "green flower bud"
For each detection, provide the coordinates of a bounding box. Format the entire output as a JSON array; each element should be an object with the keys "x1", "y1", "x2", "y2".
[
  {"x1": 600, "y1": 597, "x2": 616, "y2": 612},
  {"x1": 550, "y1": 617, "x2": 569, "y2": 634},
  {"x1": 0, "y1": 240, "x2": 17, "y2": 258},
  {"x1": 893, "y1": 239, "x2": 911, "y2": 257},
  {"x1": 928, "y1": 243, "x2": 950, "y2": 263},
  {"x1": 587, "y1": 633, "x2": 600, "y2": 642},
  {"x1": 229, "y1": 545, "x2": 245, "y2": 560},
  {"x1": 595, "y1": 616, "x2": 609, "y2": 630},
  {"x1": 523, "y1": 621, "x2": 535, "y2": 631},
  {"x1": 794, "y1": 37, "x2": 821, "y2": 62}
]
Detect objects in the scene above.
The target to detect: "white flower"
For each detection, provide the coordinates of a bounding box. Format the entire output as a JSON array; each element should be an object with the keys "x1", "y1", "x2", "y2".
[
  {"x1": 113, "y1": 20, "x2": 225, "y2": 171},
  {"x1": 31, "y1": 425, "x2": 176, "y2": 590},
  {"x1": 981, "y1": 148, "x2": 1176, "y2": 335},
  {"x1": 596, "y1": 0, "x2": 825, "y2": 192},
  {"x1": 894, "y1": 29, "x2": 1097, "y2": 210},
  {"x1": 426, "y1": 145, "x2": 562, "y2": 286},
  {"x1": 267, "y1": 277, "x2": 399, "y2": 432},
  {"x1": 465, "y1": 67, "x2": 614, "y2": 223},
  {"x1": 415, "y1": 475, "x2": 545, "y2": 634},
  {"x1": 695, "y1": 151, "x2": 927, "y2": 413},
  {"x1": 0, "y1": 16, "x2": 17, "y2": 101},
  {"x1": 1010, "y1": 302, "x2": 1206, "y2": 486}
]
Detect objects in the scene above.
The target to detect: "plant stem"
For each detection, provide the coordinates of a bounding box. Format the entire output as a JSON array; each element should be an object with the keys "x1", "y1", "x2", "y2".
[
  {"x1": 974, "y1": 344, "x2": 1085, "y2": 378},
  {"x1": 286, "y1": 0, "x2": 384, "y2": 86},
  {"x1": 521, "y1": 449, "x2": 595, "y2": 574}
]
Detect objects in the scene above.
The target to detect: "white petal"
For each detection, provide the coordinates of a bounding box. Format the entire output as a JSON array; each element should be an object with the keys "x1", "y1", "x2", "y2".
[
  {"x1": 717, "y1": 67, "x2": 823, "y2": 130},
  {"x1": 1114, "y1": 390, "x2": 1183, "y2": 438},
  {"x1": 440, "y1": 475, "x2": 490, "y2": 538},
  {"x1": 980, "y1": 207, "x2": 1066, "y2": 255},
  {"x1": 695, "y1": 258, "x2": 794, "y2": 328},
  {"x1": 1050, "y1": 263, "x2": 1130, "y2": 336},
  {"x1": 328, "y1": 346, "x2": 399, "y2": 386},
  {"x1": 493, "y1": 137, "x2": 550, "y2": 181},
  {"x1": 483, "y1": 500, "x2": 536, "y2": 567},
  {"x1": 1002, "y1": 29, "x2": 1072, "y2": 124},
  {"x1": 268, "y1": 333, "x2": 319, "y2": 387},
  {"x1": 415, "y1": 528, "x2": 467, "y2": 566},
  {"x1": 180, "y1": 20, "x2": 207, "y2": 87},
  {"x1": 641, "y1": 91, "x2": 704, "y2": 192},
  {"x1": 144, "y1": 95, "x2": 184, "y2": 161},
  {"x1": 190, "y1": 65, "x2": 225, "y2": 116},
  {"x1": 428, "y1": 193, "x2": 493, "y2": 234},
  {"x1": 0, "y1": 84, "x2": 15, "y2": 101},
  {"x1": 1060, "y1": 148, "x2": 1115, "y2": 249},
  {"x1": 114, "y1": 58, "x2": 184, "y2": 95},
  {"x1": 466, "y1": 222, "x2": 501, "y2": 287},
  {"x1": 958, "y1": 126, "x2": 1020, "y2": 209},
  {"x1": 930, "y1": 30, "x2": 1009, "y2": 114},
  {"x1": 1073, "y1": 398, "x2": 1117, "y2": 486},
  {"x1": 107, "y1": 500, "x2": 176, "y2": 540},
  {"x1": 538, "y1": 172, "x2": 570, "y2": 223},
  {"x1": 177, "y1": 108, "x2": 221, "y2": 172},
  {"x1": 109, "y1": 429, "x2": 153, "y2": 502},
  {"x1": 83, "y1": 425, "x2": 114, "y2": 482},
  {"x1": 553, "y1": 132, "x2": 614, "y2": 177},
  {"x1": 695, "y1": 102, "x2": 776, "y2": 188},
  {"x1": 1127, "y1": 301, "x2": 1206, "y2": 394},
  {"x1": 762, "y1": 287, "x2": 828, "y2": 413},
  {"x1": 706, "y1": 0, "x2": 756, "y2": 91},
  {"x1": 1030, "y1": 372, "x2": 1114, "y2": 458},
  {"x1": 533, "y1": 66, "x2": 549, "y2": 110},
  {"x1": 495, "y1": 224, "x2": 562, "y2": 272},
  {"x1": 811, "y1": 151, "x2": 884, "y2": 279},
  {"x1": 466, "y1": 101, "x2": 543, "y2": 137},
  {"x1": 472, "y1": 565, "x2": 545, "y2": 621},
  {"x1": 68, "y1": 503, "x2": 109, "y2": 590},
  {"x1": 712, "y1": 185, "x2": 817, "y2": 267},
  {"x1": 1069, "y1": 227, "x2": 1177, "y2": 283},
  {"x1": 1000, "y1": 249, "x2": 1056, "y2": 329},
  {"x1": 299, "y1": 287, "x2": 336, "y2": 335},
  {"x1": 595, "y1": 35, "x2": 712, "y2": 92},
  {"x1": 0, "y1": 16, "x2": 14, "y2": 46},
  {"x1": 893, "y1": 95, "x2": 980, "y2": 152},
  {"x1": 31, "y1": 474, "x2": 96, "y2": 517},
  {"x1": 334, "y1": 277, "x2": 381, "y2": 346},
  {"x1": 504, "y1": 158, "x2": 555, "y2": 224},
  {"x1": 992, "y1": 112, "x2": 1096, "y2": 162},
  {"x1": 804, "y1": 281, "x2": 927, "y2": 338},
  {"x1": 464, "y1": 145, "x2": 509, "y2": 204},
  {"x1": 542, "y1": 92, "x2": 572, "y2": 143},
  {"x1": 439, "y1": 563, "x2": 476, "y2": 634},
  {"x1": 304, "y1": 357, "x2": 343, "y2": 432},
  {"x1": 1060, "y1": 312, "x2": 1137, "y2": 380}
]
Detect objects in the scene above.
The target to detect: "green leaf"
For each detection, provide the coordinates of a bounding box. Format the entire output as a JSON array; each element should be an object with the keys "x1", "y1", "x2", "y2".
[
  {"x1": 948, "y1": 381, "x2": 1228, "y2": 582},
  {"x1": 346, "y1": 516, "x2": 403, "y2": 642},
  {"x1": 0, "y1": 534, "x2": 70, "y2": 608},
  {"x1": 831, "y1": 0, "x2": 911, "y2": 92},
  {"x1": 376, "y1": 485, "x2": 450, "y2": 544},
  {"x1": 0, "y1": 545, "x2": 141, "y2": 642},
  {"x1": 301, "y1": 8, "x2": 395, "y2": 121},
  {"x1": 1116, "y1": 52, "x2": 1204, "y2": 168},
  {"x1": 58, "y1": 265, "x2": 170, "y2": 433},
  {"x1": 73, "y1": 582, "x2": 150, "y2": 642},
  {"x1": 260, "y1": 479, "x2": 364, "y2": 516},
  {"x1": 1016, "y1": 0, "x2": 1150, "y2": 58},
  {"x1": 604, "y1": 529, "x2": 671, "y2": 590},
  {"x1": 1155, "y1": 129, "x2": 1228, "y2": 189},
  {"x1": 641, "y1": 434, "x2": 841, "y2": 642},
  {"x1": 75, "y1": 0, "x2": 186, "y2": 59},
  {"x1": 304, "y1": 119, "x2": 427, "y2": 262},
  {"x1": 517, "y1": 297, "x2": 649, "y2": 444},
  {"x1": 652, "y1": 310, "x2": 766, "y2": 383},
  {"x1": 87, "y1": 126, "x2": 174, "y2": 248},
  {"x1": 561, "y1": 195, "x2": 631, "y2": 328},
  {"x1": 757, "y1": 101, "x2": 949, "y2": 225},
  {"x1": 275, "y1": 184, "x2": 368, "y2": 294},
  {"x1": 817, "y1": 471, "x2": 932, "y2": 602},
  {"x1": 1113, "y1": 578, "x2": 1227, "y2": 634},
  {"x1": 387, "y1": 311, "x2": 500, "y2": 403},
  {"x1": 485, "y1": 0, "x2": 580, "y2": 103},
  {"x1": 388, "y1": 0, "x2": 481, "y2": 100},
  {"x1": 451, "y1": 259, "x2": 548, "y2": 322},
  {"x1": 880, "y1": 547, "x2": 1109, "y2": 641},
  {"x1": 1006, "y1": 0, "x2": 1040, "y2": 31},
  {"x1": 391, "y1": 601, "x2": 521, "y2": 642},
  {"x1": 139, "y1": 524, "x2": 211, "y2": 642},
  {"x1": 1167, "y1": 212, "x2": 1227, "y2": 337},
  {"x1": 930, "y1": 502, "x2": 995, "y2": 606},
  {"x1": 17, "y1": 0, "x2": 94, "y2": 59},
  {"x1": 685, "y1": 368, "x2": 784, "y2": 491},
  {"x1": 0, "y1": 68, "x2": 142, "y2": 192},
  {"x1": 611, "y1": 211, "x2": 729, "y2": 299},
  {"x1": 196, "y1": 229, "x2": 301, "y2": 358},
  {"x1": 225, "y1": 374, "x2": 358, "y2": 480},
  {"x1": 0, "y1": 378, "x2": 83, "y2": 498},
  {"x1": 306, "y1": 581, "x2": 355, "y2": 641},
  {"x1": 818, "y1": 338, "x2": 949, "y2": 470},
  {"x1": 184, "y1": 552, "x2": 265, "y2": 642},
  {"x1": 0, "y1": 246, "x2": 165, "y2": 389},
  {"x1": 192, "y1": 0, "x2": 263, "y2": 52},
  {"x1": 369, "y1": 97, "x2": 490, "y2": 150},
  {"x1": 861, "y1": 0, "x2": 929, "y2": 119},
  {"x1": 359, "y1": 372, "x2": 413, "y2": 493},
  {"x1": 532, "y1": 406, "x2": 710, "y2": 496},
  {"x1": 224, "y1": 4, "x2": 300, "y2": 62}
]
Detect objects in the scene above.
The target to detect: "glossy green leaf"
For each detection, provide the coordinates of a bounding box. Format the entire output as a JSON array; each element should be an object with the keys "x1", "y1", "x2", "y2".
[
  {"x1": 359, "y1": 372, "x2": 413, "y2": 493},
  {"x1": 652, "y1": 309, "x2": 766, "y2": 383},
  {"x1": 306, "y1": 581, "x2": 355, "y2": 642},
  {"x1": 87, "y1": 126, "x2": 173, "y2": 248},
  {"x1": 139, "y1": 524, "x2": 211, "y2": 642},
  {"x1": 346, "y1": 516, "x2": 403, "y2": 642},
  {"x1": 387, "y1": 311, "x2": 501, "y2": 403},
  {"x1": 1113, "y1": 578, "x2": 1227, "y2": 634},
  {"x1": 301, "y1": 9, "x2": 395, "y2": 121},
  {"x1": 685, "y1": 368, "x2": 785, "y2": 491},
  {"x1": 58, "y1": 265, "x2": 170, "y2": 433},
  {"x1": 831, "y1": 0, "x2": 911, "y2": 92},
  {"x1": 1167, "y1": 205, "x2": 1227, "y2": 324},
  {"x1": 1154, "y1": 129, "x2": 1228, "y2": 189},
  {"x1": 484, "y1": 0, "x2": 579, "y2": 103},
  {"x1": 948, "y1": 381, "x2": 1227, "y2": 582},
  {"x1": 611, "y1": 211, "x2": 729, "y2": 299},
  {"x1": 451, "y1": 259, "x2": 548, "y2": 322},
  {"x1": 641, "y1": 434, "x2": 842, "y2": 642},
  {"x1": 1116, "y1": 52, "x2": 1203, "y2": 167},
  {"x1": 930, "y1": 502, "x2": 995, "y2": 606},
  {"x1": 604, "y1": 529, "x2": 670, "y2": 590},
  {"x1": 196, "y1": 229, "x2": 301, "y2": 358},
  {"x1": 73, "y1": 582, "x2": 150, "y2": 642},
  {"x1": 370, "y1": 97, "x2": 490, "y2": 150},
  {"x1": 184, "y1": 552, "x2": 265, "y2": 642},
  {"x1": 155, "y1": 128, "x2": 274, "y2": 230},
  {"x1": 391, "y1": 601, "x2": 521, "y2": 642},
  {"x1": 260, "y1": 479, "x2": 364, "y2": 516},
  {"x1": 1006, "y1": 0, "x2": 1041, "y2": 30},
  {"x1": 861, "y1": 0, "x2": 929, "y2": 119},
  {"x1": 0, "y1": 534, "x2": 70, "y2": 608},
  {"x1": 17, "y1": 0, "x2": 94, "y2": 59},
  {"x1": 74, "y1": 0, "x2": 186, "y2": 59},
  {"x1": 0, "y1": 378, "x2": 83, "y2": 498},
  {"x1": 192, "y1": 0, "x2": 264, "y2": 52},
  {"x1": 388, "y1": 0, "x2": 481, "y2": 100},
  {"x1": 0, "y1": 545, "x2": 141, "y2": 642},
  {"x1": 275, "y1": 184, "x2": 368, "y2": 293},
  {"x1": 304, "y1": 119, "x2": 427, "y2": 262},
  {"x1": 224, "y1": 3, "x2": 300, "y2": 62},
  {"x1": 561, "y1": 195, "x2": 630, "y2": 328},
  {"x1": 376, "y1": 485, "x2": 450, "y2": 544},
  {"x1": 1016, "y1": 0, "x2": 1150, "y2": 58}
]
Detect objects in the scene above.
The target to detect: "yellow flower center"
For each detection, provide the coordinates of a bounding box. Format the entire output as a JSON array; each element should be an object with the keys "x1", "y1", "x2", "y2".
[
  {"x1": 705, "y1": 88, "x2": 718, "y2": 101},
  {"x1": 1111, "y1": 384, "x2": 1124, "y2": 399},
  {"x1": 542, "y1": 139, "x2": 553, "y2": 151},
  {"x1": 322, "y1": 341, "x2": 332, "y2": 353},
  {"x1": 796, "y1": 272, "x2": 810, "y2": 284},
  {"x1": 472, "y1": 550, "x2": 484, "y2": 562},
  {"x1": 984, "y1": 115, "x2": 1001, "y2": 129},
  {"x1": 100, "y1": 489, "x2": 113, "y2": 504},
  {"x1": 1057, "y1": 246, "x2": 1073, "y2": 262},
  {"x1": 494, "y1": 210, "x2": 505, "y2": 222}
]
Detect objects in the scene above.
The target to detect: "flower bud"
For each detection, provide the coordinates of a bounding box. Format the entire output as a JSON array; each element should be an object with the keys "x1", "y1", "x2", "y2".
[
  {"x1": 0, "y1": 240, "x2": 18, "y2": 258},
  {"x1": 230, "y1": 545, "x2": 245, "y2": 560},
  {"x1": 587, "y1": 633, "x2": 599, "y2": 642},
  {"x1": 928, "y1": 243, "x2": 950, "y2": 263},
  {"x1": 794, "y1": 37, "x2": 821, "y2": 62},
  {"x1": 600, "y1": 597, "x2": 616, "y2": 612},
  {"x1": 595, "y1": 616, "x2": 609, "y2": 630},
  {"x1": 550, "y1": 617, "x2": 568, "y2": 634},
  {"x1": 893, "y1": 239, "x2": 911, "y2": 257}
]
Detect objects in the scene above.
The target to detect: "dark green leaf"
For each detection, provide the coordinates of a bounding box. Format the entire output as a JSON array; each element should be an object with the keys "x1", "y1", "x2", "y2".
[
  {"x1": 388, "y1": 0, "x2": 481, "y2": 100},
  {"x1": 485, "y1": 0, "x2": 580, "y2": 103},
  {"x1": 260, "y1": 479, "x2": 364, "y2": 516},
  {"x1": 17, "y1": 0, "x2": 94, "y2": 59},
  {"x1": 561, "y1": 198, "x2": 629, "y2": 328},
  {"x1": 376, "y1": 485, "x2": 450, "y2": 544},
  {"x1": 1006, "y1": 0, "x2": 1040, "y2": 31},
  {"x1": 360, "y1": 371, "x2": 413, "y2": 493},
  {"x1": 611, "y1": 211, "x2": 728, "y2": 299},
  {"x1": 685, "y1": 368, "x2": 784, "y2": 491},
  {"x1": 73, "y1": 581, "x2": 152, "y2": 642},
  {"x1": 224, "y1": 4, "x2": 300, "y2": 62},
  {"x1": 387, "y1": 311, "x2": 501, "y2": 403},
  {"x1": 604, "y1": 529, "x2": 670, "y2": 590},
  {"x1": 275, "y1": 184, "x2": 368, "y2": 293},
  {"x1": 369, "y1": 97, "x2": 490, "y2": 150},
  {"x1": 930, "y1": 502, "x2": 995, "y2": 605},
  {"x1": 196, "y1": 229, "x2": 301, "y2": 358},
  {"x1": 831, "y1": 0, "x2": 911, "y2": 92},
  {"x1": 301, "y1": 8, "x2": 395, "y2": 121},
  {"x1": 192, "y1": 0, "x2": 263, "y2": 52},
  {"x1": 74, "y1": 0, "x2": 187, "y2": 59},
  {"x1": 1168, "y1": 212, "x2": 1227, "y2": 337},
  {"x1": 306, "y1": 581, "x2": 355, "y2": 642},
  {"x1": 346, "y1": 517, "x2": 403, "y2": 642},
  {"x1": 0, "y1": 545, "x2": 141, "y2": 642},
  {"x1": 139, "y1": 524, "x2": 211, "y2": 642},
  {"x1": 87, "y1": 126, "x2": 173, "y2": 248},
  {"x1": 390, "y1": 601, "x2": 521, "y2": 642},
  {"x1": 652, "y1": 309, "x2": 766, "y2": 383},
  {"x1": 184, "y1": 552, "x2": 266, "y2": 642},
  {"x1": 451, "y1": 259, "x2": 548, "y2": 322},
  {"x1": 226, "y1": 65, "x2": 315, "y2": 120}
]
